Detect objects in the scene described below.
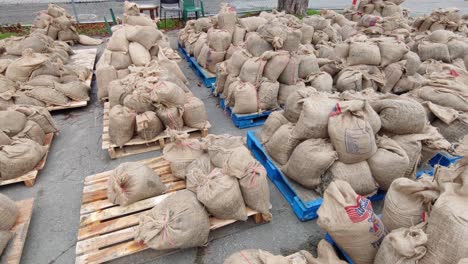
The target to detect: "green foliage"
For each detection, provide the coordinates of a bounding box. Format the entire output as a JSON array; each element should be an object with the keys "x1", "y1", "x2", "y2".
[
  {"x1": 0, "y1": 32, "x2": 16, "y2": 39},
  {"x1": 306, "y1": 9, "x2": 320, "y2": 16},
  {"x1": 157, "y1": 18, "x2": 179, "y2": 30}
]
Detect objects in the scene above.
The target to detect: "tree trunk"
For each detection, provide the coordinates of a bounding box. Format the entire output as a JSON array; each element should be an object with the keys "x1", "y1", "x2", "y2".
[{"x1": 277, "y1": 0, "x2": 309, "y2": 16}]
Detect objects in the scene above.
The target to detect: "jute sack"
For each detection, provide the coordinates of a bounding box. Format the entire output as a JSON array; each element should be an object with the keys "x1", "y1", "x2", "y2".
[
  {"x1": 427, "y1": 29, "x2": 455, "y2": 44},
  {"x1": 277, "y1": 81, "x2": 306, "y2": 106},
  {"x1": 258, "y1": 78, "x2": 279, "y2": 111},
  {"x1": 262, "y1": 51, "x2": 290, "y2": 82},
  {"x1": 368, "y1": 136, "x2": 410, "y2": 191},
  {"x1": 26, "y1": 87, "x2": 70, "y2": 106},
  {"x1": 282, "y1": 138, "x2": 337, "y2": 189},
  {"x1": 214, "y1": 62, "x2": 228, "y2": 96},
  {"x1": 123, "y1": 90, "x2": 154, "y2": 114},
  {"x1": 393, "y1": 73, "x2": 424, "y2": 94},
  {"x1": 298, "y1": 53, "x2": 320, "y2": 79},
  {"x1": 110, "y1": 51, "x2": 132, "y2": 70},
  {"x1": 96, "y1": 64, "x2": 117, "y2": 100},
  {"x1": 185, "y1": 154, "x2": 213, "y2": 192},
  {"x1": 418, "y1": 42, "x2": 451, "y2": 62},
  {"x1": 348, "y1": 42, "x2": 381, "y2": 66},
  {"x1": 54, "y1": 81, "x2": 90, "y2": 101},
  {"x1": 218, "y1": 7, "x2": 237, "y2": 34},
  {"x1": 108, "y1": 162, "x2": 167, "y2": 206},
  {"x1": 0, "y1": 193, "x2": 18, "y2": 230},
  {"x1": 123, "y1": 1, "x2": 140, "y2": 15},
  {"x1": 283, "y1": 87, "x2": 315, "y2": 123},
  {"x1": 303, "y1": 16, "x2": 330, "y2": 30},
  {"x1": 0, "y1": 138, "x2": 46, "y2": 180},
  {"x1": 0, "y1": 230, "x2": 13, "y2": 256},
  {"x1": 196, "y1": 168, "x2": 247, "y2": 220},
  {"x1": 232, "y1": 82, "x2": 258, "y2": 114},
  {"x1": 374, "y1": 225, "x2": 428, "y2": 264},
  {"x1": 135, "y1": 190, "x2": 210, "y2": 250},
  {"x1": 239, "y1": 161, "x2": 271, "y2": 219},
  {"x1": 126, "y1": 25, "x2": 162, "y2": 50},
  {"x1": 151, "y1": 80, "x2": 187, "y2": 107},
  {"x1": 58, "y1": 28, "x2": 80, "y2": 42},
  {"x1": 310, "y1": 240, "x2": 348, "y2": 264},
  {"x1": 0, "y1": 110, "x2": 27, "y2": 137},
  {"x1": 382, "y1": 61, "x2": 405, "y2": 93},
  {"x1": 278, "y1": 54, "x2": 300, "y2": 85},
  {"x1": 232, "y1": 26, "x2": 246, "y2": 46},
  {"x1": 196, "y1": 44, "x2": 209, "y2": 68},
  {"x1": 317, "y1": 180, "x2": 387, "y2": 264},
  {"x1": 403, "y1": 51, "x2": 421, "y2": 76},
  {"x1": 245, "y1": 32, "x2": 273, "y2": 57},
  {"x1": 14, "y1": 91, "x2": 45, "y2": 106},
  {"x1": 183, "y1": 96, "x2": 208, "y2": 129},
  {"x1": 283, "y1": 29, "x2": 302, "y2": 53},
  {"x1": 414, "y1": 87, "x2": 468, "y2": 112},
  {"x1": 27, "y1": 75, "x2": 60, "y2": 87},
  {"x1": 321, "y1": 161, "x2": 378, "y2": 196},
  {"x1": 240, "y1": 17, "x2": 268, "y2": 32},
  {"x1": 206, "y1": 49, "x2": 226, "y2": 73},
  {"x1": 258, "y1": 111, "x2": 289, "y2": 144},
  {"x1": 109, "y1": 105, "x2": 135, "y2": 147},
  {"x1": 14, "y1": 120, "x2": 46, "y2": 145},
  {"x1": 257, "y1": 21, "x2": 288, "y2": 49},
  {"x1": 371, "y1": 99, "x2": 426, "y2": 134},
  {"x1": 335, "y1": 68, "x2": 365, "y2": 92},
  {"x1": 207, "y1": 29, "x2": 232, "y2": 52},
  {"x1": 204, "y1": 135, "x2": 245, "y2": 167},
  {"x1": 222, "y1": 145, "x2": 256, "y2": 179},
  {"x1": 123, "y1": 14, "x2": 155, "y2": 27},
  {"x1": 300, "y1": 24, "x2": 315, "y2": 45},
  {"x1": 381, "y1": 177, "x2": 439, "y2": 231},
  {"x1": 5, "y1": 49, "x2": 47, "y2": 82},
  {"x1": 0, "y1": 131, "x2": 12, "y2": 146},
  {"x1": 194, "y1": 17, "x2": 213, "y2": 32},
  {"x1": 136, "y1": 111, "x2": 164, "y2": 140},
  {"x1": 391, "y1": 135, "x2": 423, "y2": 179},
  {"x1": 11, "y1": 105, "x2": 58, "y2": 133},
  {"x1": 227, "y1": 48, "x2": 251, "y2": 76},
  {"x1": 378, "y1": 39, "x2": 409, "y2": 67},
  {"x1": 163, "y1": 132, "x2": 203, "y2": 179},
  {"x1": 107, "y1": 28, "x2": 129, "y2": 52},
  {"x1": 78, "y1": 34, "x2": 103, "y2": 46},
  {"x1": 432, "y1": 114, "x2": 468, "y2": 143},
  {"x1": 156, "y1": 105, "x2": 184, "y2": 130},
  {"x1": 239, "y1": 57, "x2": 266, "y2": 85},
  {"x1": 157, "y1": 49, "x2": 188, "y2": 85},
  {"x1": 193, "y1": 32, "x2": 207, "y2": 59},
  {"x1": 264, "y1": 124, "x2": 300, "y2": 165},
  {"x1": 305, "y1": 72, "x2": 333, "y2": 93},
  {"x1": 447, "y1": 39, "x2": 468, "y2": 60},
  {"x1": 129, "y1": 42, "x2": 151, "y2": 66},
  {"x1": 328, "y1": 100, "x2": 379, "y2": 164}
]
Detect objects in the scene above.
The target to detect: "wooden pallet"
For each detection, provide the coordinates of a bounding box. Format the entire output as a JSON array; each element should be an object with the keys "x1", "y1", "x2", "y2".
[
  {"x1": 47, "y1": 48, "x2": 97, "y2": 112},
  {"x1": 76, "y1": 156, "x2": 266, "y2": 264},
  {"x1": 0, "y1": 133, "x2": 54, "y2": 187},
  {"x1": 1, "y1": 198, "x2": 34, "y2": 264},
  {"x1": 102, "y1": 102, "x2": 209, "y2": 159}
]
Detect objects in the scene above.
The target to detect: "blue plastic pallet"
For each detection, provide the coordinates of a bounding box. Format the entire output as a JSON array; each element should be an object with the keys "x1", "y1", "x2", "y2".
[
  {"x1": 428, "y1": 152, "x2": 462, "y2": 167},
  {"x1": 177, "y1": 43, "x2": 191, "y2": 62},
  {"x1": 324, "y1": 234, "x2": 354, "y2": 263},
  {"x1": 246, "y1": 131, "x2": 386, "y2": 221},
  {"x1": 188, "y1": 57, "x2": 216, "y2": 88},
  {"x1": 221, "y1": 99, "x2": 275, "y2": 129}
]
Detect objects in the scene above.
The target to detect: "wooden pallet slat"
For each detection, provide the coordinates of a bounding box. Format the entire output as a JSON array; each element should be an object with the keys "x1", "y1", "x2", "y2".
[
  {"x1": 0, "y1": 133, "x2": 54, "y2": 187},
  {"x1": 101, "y1": 102, "x2": 209, "y2": 159},
  {"x1": 1, "y1": 198, "x2": 34, "y2": 264},
  {"x1": 76, "y1": 156, "x2": 267, "y2": 264}
]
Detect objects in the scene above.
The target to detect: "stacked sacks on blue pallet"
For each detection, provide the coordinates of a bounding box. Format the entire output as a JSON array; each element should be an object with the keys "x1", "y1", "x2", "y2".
[
  {"x1": 106, "y1": 59, "x2": 209, "y2": 147},
  {"x1": 0, "y1": 105, "x2": 58, "y2": 181},
  {"x1": 258, "y1": 88, "x2": 452, "y2": 197},
  {"x1": 96, "y1": 1, "x2": 182, "y2": 101}
]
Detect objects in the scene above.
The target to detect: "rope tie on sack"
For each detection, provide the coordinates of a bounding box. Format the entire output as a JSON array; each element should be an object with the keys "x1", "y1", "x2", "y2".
[
  {"x1": 240, "y1": 251, "x2": 253, "y2": 264},
  {"x1": 159, "y1": 214, "x2": 176, "y2": 247},
  {"x1": 247, "y1": 162, "x2": 265, "y2": 188},
  {"x1": 167, "y1": 110, "x2": 179, "y2": 130}
]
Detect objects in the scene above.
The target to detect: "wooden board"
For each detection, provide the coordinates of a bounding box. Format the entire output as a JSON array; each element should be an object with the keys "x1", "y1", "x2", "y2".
[
  {"x1": 102, "y1": 102, "x2": 209, "y2": 159},
  {"x1": 0, "y1": 133, "x2": 54, "y2": 187},
  {"x1": 1, "y1": 198, "x2": 34, "y2": 264},
  {"x1": 76, "y1": 156, "x2": 267, "y2": 264},
  {"x1": 47, "y1": 48, "x2": 97, "y2": 111}
]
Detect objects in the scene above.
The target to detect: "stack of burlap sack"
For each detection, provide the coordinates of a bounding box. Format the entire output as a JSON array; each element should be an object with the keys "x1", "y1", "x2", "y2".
[
  {"x1": 413, "y1": 8, "x2": 468, "y2": 35},
  {"x1": 0, "y1": 194, "x2": 18, "y2": 256},
  {"x1": 223, "y1": 239, "x2": 347, "y2": 264},
  {"x1": 318, "y1": 151, "x2": 468, "y2": 264},
  {"x1": 31, "y1": 3, "x2": 102, "y2": 46},
  {"x1": 0, "y1": 105, "x2": 58, "y2": 181},
  {"x1": 106, "y1": 132, "x2": 271, "y2": 251},
  {"x1": 344, "y1": 0, "x2": 407, "y2": 22},
  {"x1": 96, "y1": 1, "x2": 181, "y2": 101},
  {"x1": 0, "y1": 34, "x2": 92, "y2": 108},
  {"x1": 259, "y1": 88, "x2": 452, "y2": 196},
  {"x1": 107, "y1": 57, "x2": 209, "y2": 147}
]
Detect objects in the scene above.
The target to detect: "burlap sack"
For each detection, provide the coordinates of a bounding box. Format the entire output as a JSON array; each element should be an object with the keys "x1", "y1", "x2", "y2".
[
  {"x1": 257, "y1": 21, "x2": 288, "y2": 49},
  {"x1": 12, "y1": 105, "x2": 58, "y2": 133},
  {"x1": 26, "y1": 87, "x2": 70, "y2": 106},
  {"x1": 107, "y1": 28, "x2": 129, "y2": 52},
  {"x1": 194, "y1": 17, "x2": 213, "y2": 32},
  {"x1": 321, "y1": 161, "x2": 378, "y2": 196},
  {"x1": 126, "y1": 25, "x2": 161, "y2": 50},
  {"x1": 156, "y1": 105, "x2": 184, "y2": 130},
  {"x1": 109, "y1": 105, "x2": 135, "y2": 147},
  {"x1": 220, "y1": 145, "x2": 256, "y2": 179},
  {"x1": 122, "y1": 90, "x2": 154, "y2": 114},
  {"x1": 283, "y1": 29, "x2": 302, "y2": 52},
  {"x1": 245, "y1": 32, "x2": 273, "y2": 57},
  {"x1": 163, "y1": 132, "x2": 203, "y2": 179},
  {"x1": 183, "y1": 96, "x2": 208, "y2": 129},
  {"x1": 283, "y1": 88, "x2": 314, "y2": 123},
  {"x1": 418, "y1": 42, "x2": 451, "y2": 62},
  {"x1": 278, "y1": 54, "x2": 300, "y2": 85},
  {"x1": 447, "y1": 39, "x2": 468, "y2": 60},
  {"x1": 0, "y1": 230, "x2": 13, "y2": 256},
  {"x1": 151, "y1": 80, "x2": 187, "y2": 107},
  {"x1": 239, "y1": 161, "x2": 271, "y2": 219},
  {"x1": 123, "y1": 14, "x2": 155, "y2": 27},
  {"x1": 27, "y1": 75, "x2": 59, "y2": 87},
  {"x1": 206, "y1": 49, "x2": 226, "y2": 73},
  {"x1": 381, "y1": 177, "x2": 439, "y2": 231},
  {"x1": 382, "y1": 62, "x2": 405, "y2": 93},
  {"x1": 368, "y1": 136, "x2": 410, "y2": 191},
  {"x1": 265, "y1": 124, "x2": 300, "y2": 165},
  {"x1": 158, "y1": 49, "x2": 188, "y2": 84},
  {"x1": 129, "y1": 42, "x2": 151, "y2": 66},
  {"x1": 258, "y1": 79, "x2": 279, "y2": 111},
  {"x1": 135, "y1": 111, "x2": 163, "y2": 140},
  {"x1": 282, "y1": 138, "x2": 337, "y2": 189},
  {"x1": 305, "y1": 72, "x2": 333, "y2": 93},
  {"x1": 78, "y1": 34, "x2": 102, "y2": 46},
  {"x1": 299, "y1": 54, "x2": 320, "y2": 79},
  {"x1": 262, "y1": 51, "x2": 290, "y2": 82},
  {"x1": 0, "y1": 110, "x2": 27, "y2": 137},
  {"x1": 391, "y1": 135, "x2": 422, "y2": 179},
  {"x1": 433, "y1": 114, "x2": 468, "y2": 143},
  {"x1": 239, "y1": 57, "x2": 266, "y2": 85},
  {"x1": 378, "y1": 39, "x2": 409, "y2": 67},
  {"x1": 258, "y1": 111, "x2": 289, "y2": 144},
  {"x1": 403, "y1": 51, "x2": 421, "y2": 76},
  {"x1": 218, "y1": 7, "x2": 237, "y2": 34},
  {"x1": 328, "y1": 101, "x2": 377, "y2": 164},
  {"x1": 277, "y1": 81, "x2": 306, "y2": 106},
  {"x1": 227, "y1": 48, "x2": 251, "y2": 76},
  {"x1": 0, "y1": 130, "x2": 12, "y2": 146},
  {"x1": 135, "y1": 190, "x2": 210, "y2": 250},
  {"x1": 108, "y1": 162, "x2": 167, "y2": 206},
  {"x1": 54, "y1": 81, "x2": 89, "y2": 101},
  {"x1": 207, "y1": 29, "x2": 232, "y2": 52},
  {"x1": 318, "y1": 180, "x2": 387, "y2": 264},
  {"x1": 96, "y1": 63, "x2": 117, "y2": 100},
  {"x1": 374, "y1": 225, "x2": 428, "y2": 264},
  {"x1": 14, "y1": 120, "x2": 46, "y2": 145},
  {"x1": 348, "y1": 42, "x2": 381, "y2": 66},
  {"x1": 185, "y1": 154, "x2": 212, "y2": 191},
  {"x1": 109, "y1": 51, "x2": 131, "y2": 70},
  {"x1": 415, "y1": 87, "x2": 468, "y2": 112},
  {"x1": 300, "y1": 24, "x2": 315, "y2": 45},
  {"x1": 240, "y1": 17, "x2": 268, "y2": 32},
  {"x1": 292, "y1": 95, "x2": 335, "y2": 140},
  {"x1": 372, "y1": 99, "x2": 426, "y2": 134},
  {"x1": 5, "y1": 49, "x2": 47, "y2": 82},
  {"x1": 0, "y1": 138, "x2": 46, "y2": 180},
  {"x1": 231, "y1": 82, "x2": 258, "y2": 114},
  {"x1": 0, "y1": 193, "x2": 18, "y2": 230},
  {"x1": 335, "y1": 68, "x2": 365, "y2": 92}
]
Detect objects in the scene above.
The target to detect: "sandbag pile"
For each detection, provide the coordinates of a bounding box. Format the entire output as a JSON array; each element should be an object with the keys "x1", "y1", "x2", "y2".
[
  {"x1": 31, "y1": 3, "x2": 102, "y2": 46},
  {"x1": 96, "y1": 1, "x2": 181, "y2": 100},
  {"x1": 259, "y1": 88, "x2": 452, "y2": 196},
  {"x1": 223, "y1": 239, "x2": 347, "y2": 264},
  {"x1": 0, "y1": 105, "x2": 58, "y2": 181},
  {"x1": 0, "y1": 194, "x2": 18, "y2": 256},
  {"x1": 344, "y1": 0, "x2": 406, "y2": 22},
  {"x1": 0, "y1": 35, "x2": 93, "y2": 108},
  {"x1": 413, "y1": 8, "x2": 468, "y2": 35},
  {"x1": 107, "y1": 59, "x2": 209, "y2": 147}
]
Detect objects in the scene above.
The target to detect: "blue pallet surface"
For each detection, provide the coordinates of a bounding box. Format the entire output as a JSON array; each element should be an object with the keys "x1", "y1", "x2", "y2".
[
  {"x1": 246, "y1": 131, "x2": 386, "y2": 221},
  {"x1": 177, "y1": 43, "x2": 191, "y2": 62},
  {"x1": 188, "y1": 57, "x2": 216, "y2": 88},
  {"x1": 221, "y1": 99, "x2": 274, "y2": 129},
  {"x1": 428, "y1": 152, "x2": 462, "y2": 167}
]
